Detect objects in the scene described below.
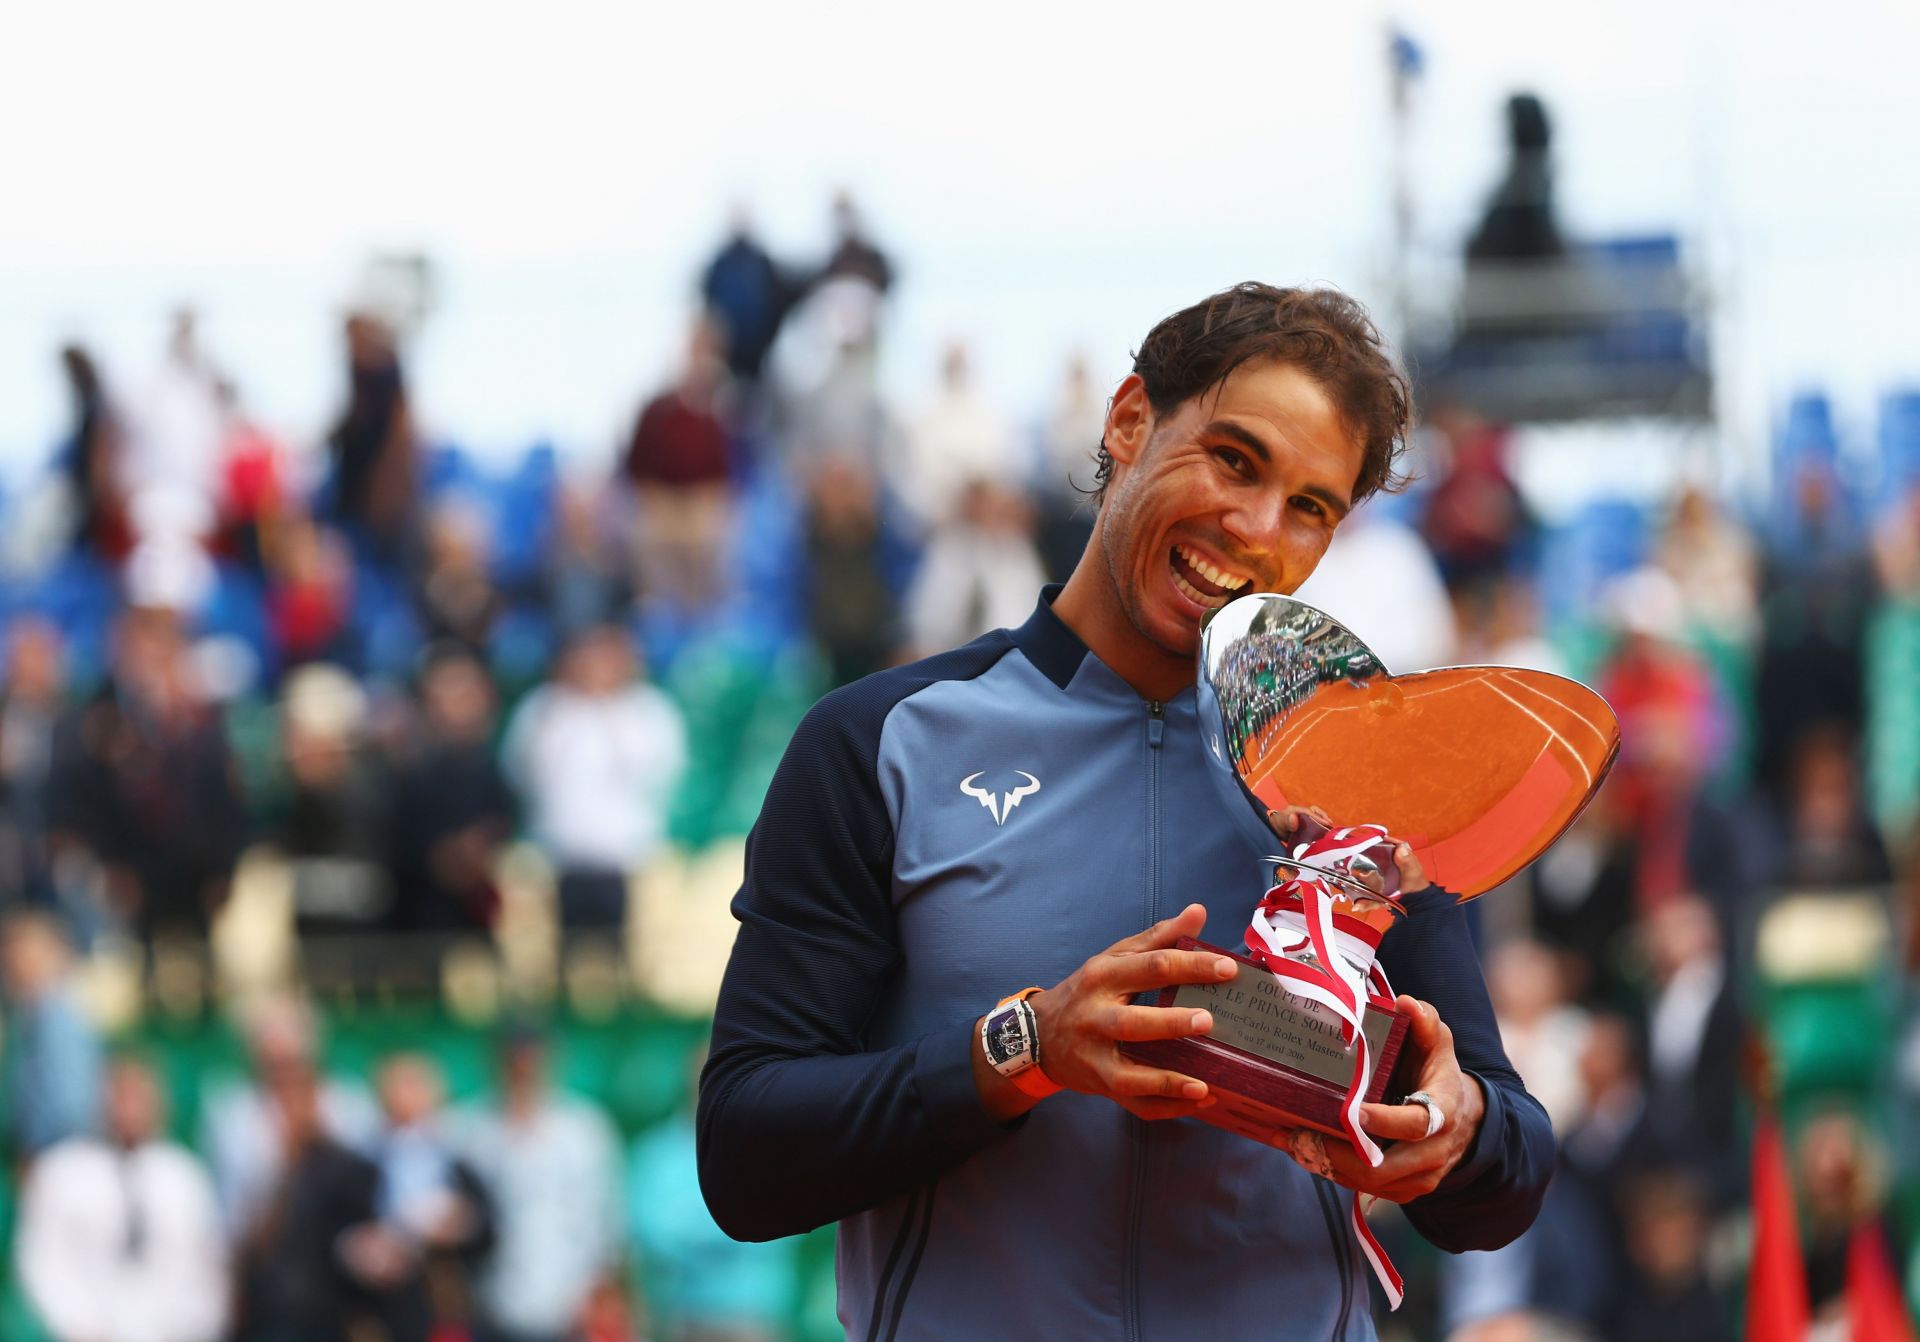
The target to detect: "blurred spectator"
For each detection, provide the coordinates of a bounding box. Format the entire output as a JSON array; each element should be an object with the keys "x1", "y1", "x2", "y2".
[
  {"x1": 808, "y1": 190, "x2": 894, "y2": 352},
  {"x1": 1294, "y1": 504, "x2": 1457, "y2": 672},
  {"x1": 273, "y1": 665, "x2": 393, "y2": 936},
  {"x1": 903, "y1": 479, "x2": 1047, "y2": 655},
  {"x1": 57, "y1": 342, "x2": 128, "y2": 559},
  {"x1": 17, "y1": 1053, "x2": 229, "y2": 1342},
  {"x1": 545, "y1": 482, "x2": 634, "y2": 641},
  {"x1": 897, "y1": 341, "x2": 1017, "y2": 530},
  {"x1": 1769, "y1": 724, "x2": 1893, "y2": 888},
  {"x1": 326, "y1": 312, "x2": 417, "y2": 568},
  {"x1": 232, "y1": 1055, "x2": 388, "y2": 1342},
  {"x1": 417, "y1": 497, "x2": 504, "y2": 654},
  {"x1": 1559, "y1": 1014, "x2": 1661, "y2": 1202},
  {"x1": 801, "y1": 457, "x2": 905, "y2": 685},
  {"x1": 0, "y1": 909, "x2": 102, "y2": 1160},
  {"x1": 701, "y1": 209, "x2": 800, "y2": 390},
  {"x1": 623, "y1": 319, "x2": 737, "y2": 612},
  {"x1": 1796, "y1": 1109, "x2": 1906, "y2": 1330},
  {"x1": 785, "y1": 336, "x2": 899, "y2": 477},
  {"x1": 1032, "y1": 353, "x2": 1103, "y2": 582},
  {"x1": 385, "y1": 646, "x2": 516, "y2": 934},
  {"x1": 1439, "y1": 1173, "x2": 1615, "y2": 1341},
  {"x1": 1640, "y1": 896, "x2": 1744, "y2": 1209},
  {"x1": 1755, "y1": 457, "x2": 1876, "y2": 798},
  {"x1": 456, "y1": 1022, "x2": 623, "y2": 1342},
  {"x1": 1454, "y1": 575, "x2": 1563, "y2": 674},
  {"x1": 1556, "y1": 1015, "x2": 1664, "y2": 1333},
  {"x1": 1523, "y1": 786, "x2": 1638, "y2": 1001},
  {"x1": 628, "y1": 1052, "x2": 793, "y2": 1342},
  {"x1": 1418, "y1": 404, "x2": 1534, "y2": 596},
  {"x1": 267, "y1": 512, "x2": 357, "y2": 670},
  {"x1": 1872, "y1": 477, "x2": 1920, "y2": 600},
  {"x1": 1465, "y1": 92, "x2": 1566, "y2": 263},
  {"x1": 1486, "y1": 939, "x2": 1591, "y2": 1133},
  {"x1": 1609, "y1": 1173, "x2": 1729, "y2": 1342},
  {"x1": 200, "y1": 997, "x2": 380, "y2": 1241},
  {"x1": 45, "y1": 603, "x2": 246, "y2": 943},
  {"x1": 344, "y1": 1053, "x2": 496, "y2": 1341},
  {"x1": 503, "y1": 625, "x2": 686, "y2": 931},
  {"x1": 0, "y1": 617, "x2": 66, "y2": 909},
  {"x1": 1446, "y1": 1316, "x2": 1598, "y2": 1342},
  {"x1": 123, "y1": 309, "x2": 224, "y2": 553},
  {"x1": 1654, "y1": 485, "x2": 1759, "y2": 647},
  {"x1": 213, "y1": 379, "x2": 290, "y2": 573},
  {"x1": 1594, "y1": 568, "x2": 1732, "y2": 909}
]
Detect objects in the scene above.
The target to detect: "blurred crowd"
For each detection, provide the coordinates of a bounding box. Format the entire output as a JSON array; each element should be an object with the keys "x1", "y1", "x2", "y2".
[{"x1": 1, "y1": 186, "x2": 1918, "y2": 1340}]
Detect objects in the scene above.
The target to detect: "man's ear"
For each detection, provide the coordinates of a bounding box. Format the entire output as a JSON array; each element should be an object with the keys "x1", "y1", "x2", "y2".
[{"x1": 1104, "y1": 374, "x2": 1152, "y2": 468}]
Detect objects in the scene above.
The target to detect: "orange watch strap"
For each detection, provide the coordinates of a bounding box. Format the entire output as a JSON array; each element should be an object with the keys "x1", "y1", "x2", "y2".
[{"x1": 997, "y1": 988, "x2": 1062, "y2": 1099}]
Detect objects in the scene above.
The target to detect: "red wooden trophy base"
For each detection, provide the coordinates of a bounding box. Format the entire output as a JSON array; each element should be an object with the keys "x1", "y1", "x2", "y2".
[{"x1": 1120, "y1": 938, "x2": 1416, "y2": 1146}]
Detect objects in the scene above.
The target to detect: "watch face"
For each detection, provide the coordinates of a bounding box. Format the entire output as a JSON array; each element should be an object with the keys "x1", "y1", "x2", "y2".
[{"x1": 988, "y1": 1008, "x2": 1025, "y2": 1066}]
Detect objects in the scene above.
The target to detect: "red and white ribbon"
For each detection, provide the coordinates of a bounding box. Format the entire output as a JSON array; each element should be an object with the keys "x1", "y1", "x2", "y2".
[{"x1": 1242, "y1": 823, "x2": 1408, "y2": 1310}]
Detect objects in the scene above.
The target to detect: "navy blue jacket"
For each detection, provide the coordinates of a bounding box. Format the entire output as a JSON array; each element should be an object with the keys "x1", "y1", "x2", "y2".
[{"x1": 699, "y1": 590, "x2": 1554, "y2": 1340}]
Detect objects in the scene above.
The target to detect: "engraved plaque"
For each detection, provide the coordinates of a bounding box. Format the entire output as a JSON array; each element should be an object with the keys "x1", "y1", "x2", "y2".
[
  {"x1": 1121, "y1": 938, "x2": 1413, "y2": 1142},
  {"x1": 1169, "y1": 962, "x2": 1397, "y2": 1086}
]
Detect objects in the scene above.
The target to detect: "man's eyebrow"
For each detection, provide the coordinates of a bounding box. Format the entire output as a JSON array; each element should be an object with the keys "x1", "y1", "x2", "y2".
[
  {"x1": 1204, "y1": 419, "x2": 1273, "y2": 464},
  {"x1": 1204, "y1": 418, "x2": 1353, "y2": 520}
]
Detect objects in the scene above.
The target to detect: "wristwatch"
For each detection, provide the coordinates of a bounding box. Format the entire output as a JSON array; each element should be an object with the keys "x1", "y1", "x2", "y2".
[{"x1": 981, "y1": 988, "x2": 1061, "y2": 1100}]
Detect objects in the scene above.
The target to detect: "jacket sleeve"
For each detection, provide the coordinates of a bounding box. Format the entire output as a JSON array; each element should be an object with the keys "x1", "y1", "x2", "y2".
[
  {"x1": 1376, "y1": 889, "x2": 1556, "y2": 1252},
  {"x1": 696, "y1": 685, "x2": 1011, "y2": 1243}
]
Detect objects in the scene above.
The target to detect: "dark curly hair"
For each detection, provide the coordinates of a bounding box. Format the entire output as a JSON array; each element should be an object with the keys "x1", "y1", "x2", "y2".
[{"x1": 1089, "y1": 282, "x2": 1413, "y2": 506}]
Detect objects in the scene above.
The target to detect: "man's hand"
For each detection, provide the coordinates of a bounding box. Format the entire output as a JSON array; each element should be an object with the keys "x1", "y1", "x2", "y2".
[
  {"x1": 973, "y1": 903, "x2": 1234, "y2": 1122},
  {"x1": 1276, "y1": 995, "x2": 1485, "y2": 1202},
  {"x1": 1267, "y1": 806, "x2": 1432, "y2": 897}
]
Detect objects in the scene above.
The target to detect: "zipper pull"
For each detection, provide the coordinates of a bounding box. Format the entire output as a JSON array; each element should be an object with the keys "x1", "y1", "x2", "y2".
[{"x1": 1147, "y1": 700, "x2": 1165, "y2": 748}]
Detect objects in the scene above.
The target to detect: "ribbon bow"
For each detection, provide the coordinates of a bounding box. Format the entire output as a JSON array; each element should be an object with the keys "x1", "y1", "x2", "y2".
[{"x1": 1242, "y1": 821, "x2": 1409, "y2": 1310}]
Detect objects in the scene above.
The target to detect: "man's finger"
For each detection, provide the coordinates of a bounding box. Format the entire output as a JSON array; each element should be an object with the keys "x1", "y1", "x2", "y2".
[
  {"x1": 1100, "y1": 948, "x2": 1237, "y2": 993},
  {"x1": 1104, "y1": 1061, "x2": 1209, "y2": 1101},
  {"x1": 1313, "y1": 1129, "x2": 1449, "y2": 1194},
  {"x1": 1101, "y1": 1004, "x2": 1214, "y2": 1042},
  {"x1": 1397, "y1": 995, "x2": 1446, "y2": 1054},
  {"x1": 1107, "y1": 902, "x2": 1209, "y2": 956},
  {"x1": 1392, "y1": 841, "x2": 1430, "y2": 894},
  {"x1": 1359, "y1": 1100, "x2": 1440, "y2": 1143}
]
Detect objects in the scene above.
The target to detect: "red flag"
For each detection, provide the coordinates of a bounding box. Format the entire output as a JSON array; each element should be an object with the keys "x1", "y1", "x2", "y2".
[
  {"x1": 1846, "y1": 1221, "x2": 1918, "y2": 1342},
  {"x1": 1747, "y1": 1115, "x2": 1810, "y2": 1342}
]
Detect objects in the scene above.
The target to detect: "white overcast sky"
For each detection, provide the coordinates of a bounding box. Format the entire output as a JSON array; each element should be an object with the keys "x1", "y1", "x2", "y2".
[{"x1": 2, "y1": 0, "x2": 1916, "y2": 489}]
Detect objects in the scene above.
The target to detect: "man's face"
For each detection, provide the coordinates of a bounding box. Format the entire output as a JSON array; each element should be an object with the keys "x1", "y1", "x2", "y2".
[{"x1": 1098, "y1": 359, "x2": 1364, "y2": 661}]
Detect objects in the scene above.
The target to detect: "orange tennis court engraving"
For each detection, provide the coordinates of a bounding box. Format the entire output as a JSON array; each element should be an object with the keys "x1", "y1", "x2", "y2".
[{"x1": 1240, "y1": 667, "x2": 1618, "y2": 896}]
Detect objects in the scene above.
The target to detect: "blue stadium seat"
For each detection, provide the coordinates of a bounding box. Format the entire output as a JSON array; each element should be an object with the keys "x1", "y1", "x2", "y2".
[
  {"x1": 1777, "y1": 390, "x2": 1839, "y2": 472},
  {"x1": 199, "y1": 562, "x2": 274, "y2": 681},
  {"x1": 421, "y1": 441, "x2": 483, "y2": 501},
  {"x1": 1879, "y1": 388, "x2": 1920, "y2": 499},
  {"x1": 490, "y1": 442, "x2": 560, "y2": 588},
  {"x1": 1537, "y1": 497, "x2": 1649, "y2": 627}
]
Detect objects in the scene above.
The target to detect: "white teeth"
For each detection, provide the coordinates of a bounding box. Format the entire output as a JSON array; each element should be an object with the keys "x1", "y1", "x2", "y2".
[
  {"x1": 1177, "y1": 544, "x2": 1247, "y2": 592},
  {"x1": 1171, "y1": 563, "x2": 1227, "y2": 610}
]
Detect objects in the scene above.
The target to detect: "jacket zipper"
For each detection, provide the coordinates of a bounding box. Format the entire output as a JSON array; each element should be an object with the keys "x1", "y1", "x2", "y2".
[{"x1": 1124, "y1": 700, "x2": 1166, "y2": 1342}]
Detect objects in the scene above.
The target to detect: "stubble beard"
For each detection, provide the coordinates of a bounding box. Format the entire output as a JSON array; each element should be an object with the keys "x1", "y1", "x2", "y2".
[{"x1": 1099, "y1": 504, "x2": 1198, "y2": 665}]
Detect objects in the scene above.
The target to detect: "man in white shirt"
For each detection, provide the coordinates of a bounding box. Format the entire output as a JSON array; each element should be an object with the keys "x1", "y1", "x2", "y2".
[
  {"x1": 502, "y1": 626, "x2": 687, "y2": 931},
  {"x1": 896, "y1": 342, "x2": 1019, "y2": 531},
  {"x1": 454, "y1": 1023, "x2": 623, "y2": 1342},
  {"x1": 198, "y1": 996, "x2": 380, "y2": 1239},
  {"x1": 18, "y1": 1054, "x2": 229, "y2": 1342}
]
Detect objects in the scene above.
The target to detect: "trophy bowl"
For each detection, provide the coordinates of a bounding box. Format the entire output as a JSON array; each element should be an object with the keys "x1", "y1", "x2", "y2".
[{"x1": 1122, "y1": 592, "x2": 1621, "y2": 1148}]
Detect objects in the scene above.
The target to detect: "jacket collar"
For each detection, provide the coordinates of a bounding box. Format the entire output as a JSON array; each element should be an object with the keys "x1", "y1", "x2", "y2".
[{"x1": 1011, "y1": 585, "x2": 1091, "y2": 691}]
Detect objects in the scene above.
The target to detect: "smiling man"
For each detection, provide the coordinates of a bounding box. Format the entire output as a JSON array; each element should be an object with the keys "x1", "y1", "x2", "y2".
[{"x1": 699, "y1": 283, "x2": 1553, "y2": 1340}]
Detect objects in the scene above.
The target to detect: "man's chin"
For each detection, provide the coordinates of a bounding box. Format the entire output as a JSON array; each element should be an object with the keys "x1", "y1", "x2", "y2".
[{"x1": 1133, "y1": 605, "x2": 1202, "y2": 662}]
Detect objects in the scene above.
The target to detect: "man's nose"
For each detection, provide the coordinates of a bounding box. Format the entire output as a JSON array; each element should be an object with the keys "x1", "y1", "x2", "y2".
[{"x1": 1221, "y1": 493, "x2": 1287, "y2": 556}]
